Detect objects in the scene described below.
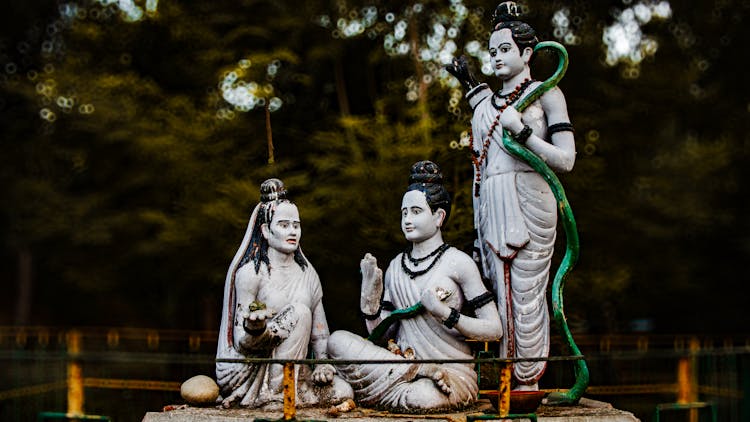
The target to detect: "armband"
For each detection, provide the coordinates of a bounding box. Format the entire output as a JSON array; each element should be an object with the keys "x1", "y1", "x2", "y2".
[
  {"x1": 443, "y1": 308, "x2": 461, "y2": 329},
  {"x1": 467, "y1": 291, "x2": 494, "y2": 310},
  {"x1": 467, "y1": 83, "x2": 490, "y2": 111},
  {"x1": 547, "y1": 122, "x2": 574, "y2": 135}
]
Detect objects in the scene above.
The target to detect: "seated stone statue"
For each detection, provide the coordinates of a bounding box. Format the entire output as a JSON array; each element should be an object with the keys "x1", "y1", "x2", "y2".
[
  {"x1": 327, "y1": 161, "x2": 503, "y2": 413},
  {"x1": 216, "y1": 178, "x2": 353, "y2": 408}
]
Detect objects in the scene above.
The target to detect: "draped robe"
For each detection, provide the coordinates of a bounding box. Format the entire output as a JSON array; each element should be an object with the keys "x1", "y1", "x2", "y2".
[
  {"x1": 467, "y1": 83, "x2": 557, "y2": 385},
  {"x1": 216, "y1": 262, "x2": 325, "y2": 407},
  {"x1": 330, "y1": 254, "x2": 479, "y2": 412},
  {"x1": 216, "y1": 203, "x2": 350, "y2": 407}
]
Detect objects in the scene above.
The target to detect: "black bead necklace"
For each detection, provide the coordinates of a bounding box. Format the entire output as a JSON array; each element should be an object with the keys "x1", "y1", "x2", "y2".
[
  {"x1": 406, "y1": 243, "x2": 449, "y2": 264},
  {"x1": 401, "y1": 243, "x2": 451, "y2": 279},
  {"x1": 490, "y1": 78, "x2": 534, "y2": 110}
]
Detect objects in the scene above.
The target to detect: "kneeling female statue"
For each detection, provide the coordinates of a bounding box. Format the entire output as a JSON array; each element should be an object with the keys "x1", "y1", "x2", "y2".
[
  {"x1": 216, "y1": 178, "x2": 353, "y2": 408},
  {"x1": 328, "y1": 161, "x2": 503, "y2": 413}
]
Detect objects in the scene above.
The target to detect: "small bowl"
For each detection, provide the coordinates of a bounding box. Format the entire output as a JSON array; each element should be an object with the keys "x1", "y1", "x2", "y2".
[{"x1": 482, "y1": 390, "x2": 546, "y2": 413}]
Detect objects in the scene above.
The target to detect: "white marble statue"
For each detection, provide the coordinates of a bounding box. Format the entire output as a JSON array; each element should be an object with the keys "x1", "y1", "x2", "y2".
[
  {"x1": 447, "y1": 2, "x2": 576, "y2": 390},
  {"x1": 216, "y1": 178, "x2": 353, "y2": 408},
  {"x1": 327, "y1": 161, "x2": 502, "y2": 413}
]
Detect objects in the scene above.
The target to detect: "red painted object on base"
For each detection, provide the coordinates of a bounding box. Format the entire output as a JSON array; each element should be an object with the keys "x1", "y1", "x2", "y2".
[{"x1": 483, "y1": 390, "x2": 546, "y2": 414}]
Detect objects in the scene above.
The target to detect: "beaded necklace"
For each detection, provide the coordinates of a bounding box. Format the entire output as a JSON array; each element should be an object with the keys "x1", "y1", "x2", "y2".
[
  {"x1": 405, "y1": 242, "x2": 448, "y2": 264},
  {"x1": 469, "y1": 78, "x2": 533, "y2": 197},
  {"x1": 491, "y1": 78, "x2": 534, "y2": 107},
  {"x1": 400, "y1": 243, "x2": 451, "y2": 279}
]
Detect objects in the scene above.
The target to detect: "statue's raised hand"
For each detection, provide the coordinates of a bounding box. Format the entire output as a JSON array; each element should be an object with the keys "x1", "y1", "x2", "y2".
[
  {"x1": 445, "y1": 55, "x2": 479, "y2": 91},
  {"x1": 360, "y1": 253, "x2": 383, "y2": 316}
]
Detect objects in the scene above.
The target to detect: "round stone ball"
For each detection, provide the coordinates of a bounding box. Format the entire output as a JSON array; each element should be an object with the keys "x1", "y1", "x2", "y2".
[{"x1": 180, "y1": 375, "x2": 219, "y2": 406}]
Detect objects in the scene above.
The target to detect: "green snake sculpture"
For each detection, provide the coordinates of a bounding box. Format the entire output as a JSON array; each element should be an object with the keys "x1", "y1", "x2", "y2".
[
  {"x1": 367, "y1": 302, "x2": 424, "y2": 343},
  {"x1": 368, "y1": 41, "x2": 588, "y2": 405},
  {"x1": 501, "y1": 40, "x2": 589, "y2": 405}
]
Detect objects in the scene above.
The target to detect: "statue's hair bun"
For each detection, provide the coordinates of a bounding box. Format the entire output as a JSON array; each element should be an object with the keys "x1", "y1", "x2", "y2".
[
  {"x1": 409, "y1": 161, "x2": 444, "y2": 185},
  {"x1": 407, "y1": 161, "x2": 452, "y2": 224},
  {"x1": 491, "y1": 1, "x2": 522, "y2": 27},
  {"x1": 490, "y1": 1, "x2": 538, "y2": 51},
  {"x1": 260, "y1": 178, "x2": 287, "y2": 202}
]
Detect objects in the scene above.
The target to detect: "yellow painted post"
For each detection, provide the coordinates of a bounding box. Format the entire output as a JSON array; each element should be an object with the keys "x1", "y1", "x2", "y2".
[
  {"x1": 676, "y1": 358, "x2": 692, "y2": 402},
  {"x1": 499, "y1": 362, "x2": 512, "y2": 417},
  {"x1": 106, "y1": 329, "x2": 119, "y2": 349},
  {"x1": 677, "y1": 337, "x2": 700, "y2": 422},
  {"x1": 67, "y1": 330, "x2": 84, "y2": 415},
  {"x1": 282, "y1": 362, "x2": 296, "y2": 420}
]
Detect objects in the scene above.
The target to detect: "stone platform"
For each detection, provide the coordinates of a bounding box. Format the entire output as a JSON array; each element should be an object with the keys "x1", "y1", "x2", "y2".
[{"x1": 143, "y1": 398, "x2": 639, "y2": 422}]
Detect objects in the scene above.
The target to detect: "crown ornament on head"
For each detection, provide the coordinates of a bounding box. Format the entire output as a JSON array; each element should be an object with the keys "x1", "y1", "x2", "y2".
[{"x1": 491, "y1": 1, "x2": 521, "y2": 28}]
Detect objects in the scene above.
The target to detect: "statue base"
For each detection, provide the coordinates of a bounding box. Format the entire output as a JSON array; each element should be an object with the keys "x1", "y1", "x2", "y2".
[{"x1": 142, "y1": 398, "x2": 639, "y2": 421}]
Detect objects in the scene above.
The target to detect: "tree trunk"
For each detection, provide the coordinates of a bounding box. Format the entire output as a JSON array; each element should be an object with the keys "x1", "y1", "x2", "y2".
[
  {"x1": 265, "y1": 101, "x2": 275, "y2": 165},
  {"x1": 334, "y1": 54, "x2": 363, "y2": 162},
  {"x1": 334, "y1": 55, "x2": 351, "y2": 117},
  {"x1": 15, "y1": 248, "x2": 32, "y2": 325},
  {"x1": 409, "y1": 15, "x2": 431, "y2": 144}
]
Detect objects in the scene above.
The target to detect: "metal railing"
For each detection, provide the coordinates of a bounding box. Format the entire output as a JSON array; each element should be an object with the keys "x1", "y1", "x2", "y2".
[
  {"x1": 216, "y1": 355, "x2": 584, "y2": 420},
  {"x1": 2, "y1": 327, "x2": 749, "y2": 421}
]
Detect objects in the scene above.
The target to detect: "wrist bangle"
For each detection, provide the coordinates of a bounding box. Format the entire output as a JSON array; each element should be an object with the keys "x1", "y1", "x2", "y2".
[
  {"x1": 443, "y1": 308, "x2": 461, "y2": 329},
  {"x1": 512, "y1": 125, "x2": 533, "y2": 143},
  {"x1": 360, "y1": 306, "x2": 381, "y2": 320}
]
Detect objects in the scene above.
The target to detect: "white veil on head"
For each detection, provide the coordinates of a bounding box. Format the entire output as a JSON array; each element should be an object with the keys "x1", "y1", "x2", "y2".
[{"x1": 216, "y1": 178, "x2": 287, "y2": 359}]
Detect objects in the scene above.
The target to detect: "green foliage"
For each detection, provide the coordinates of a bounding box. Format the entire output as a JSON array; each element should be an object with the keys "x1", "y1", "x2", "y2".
[{"x1": 0, "y1": 0, "x2": 748, "y2": 333}]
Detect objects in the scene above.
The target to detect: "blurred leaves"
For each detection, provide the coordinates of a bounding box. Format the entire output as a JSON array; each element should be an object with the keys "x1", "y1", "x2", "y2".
[{"x1": 0, "y1": 0, "x2": 748, "y2": 333}]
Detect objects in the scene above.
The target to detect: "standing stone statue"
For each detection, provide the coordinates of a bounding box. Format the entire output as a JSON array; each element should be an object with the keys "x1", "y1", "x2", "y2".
[
  {"x1": 327, "y1": 161, "x2": 502, "y2": 413},
  {"x1": 447, "y1": 1, "x2": 576, "y2": 391},
  {"x1": 216, "y1": 178, "x2": 353, "y2": 408}
]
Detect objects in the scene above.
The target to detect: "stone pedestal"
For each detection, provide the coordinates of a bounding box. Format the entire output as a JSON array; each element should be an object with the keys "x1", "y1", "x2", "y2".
[{"x1": 142, "y1": 398, "x2": 639, "y2": 421}]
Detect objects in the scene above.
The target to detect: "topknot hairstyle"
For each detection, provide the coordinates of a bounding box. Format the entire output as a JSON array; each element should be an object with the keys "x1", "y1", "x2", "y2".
[
  {"x1": 260, "y1": 178, "x2": 287, "y2": 202},
  {"x1": 491, "y1": 1, "x2": 539, "y2": 53},
  {"x1": 407, "y1": 161, "x2": 452, "y2": 225},
  {"x1": 491, "y1": 1, "x2": 521, "y2": 24}
]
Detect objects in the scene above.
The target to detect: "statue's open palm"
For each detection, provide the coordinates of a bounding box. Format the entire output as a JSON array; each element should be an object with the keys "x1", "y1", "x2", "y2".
[{"x1": 360, "y1": 253, "x2": 383, "y2": 315}]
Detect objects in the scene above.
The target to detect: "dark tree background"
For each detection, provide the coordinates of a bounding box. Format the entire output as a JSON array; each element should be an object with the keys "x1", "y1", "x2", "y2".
[{"x1": 1, "y1": 0, "x2": 748, "y2": 335}]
